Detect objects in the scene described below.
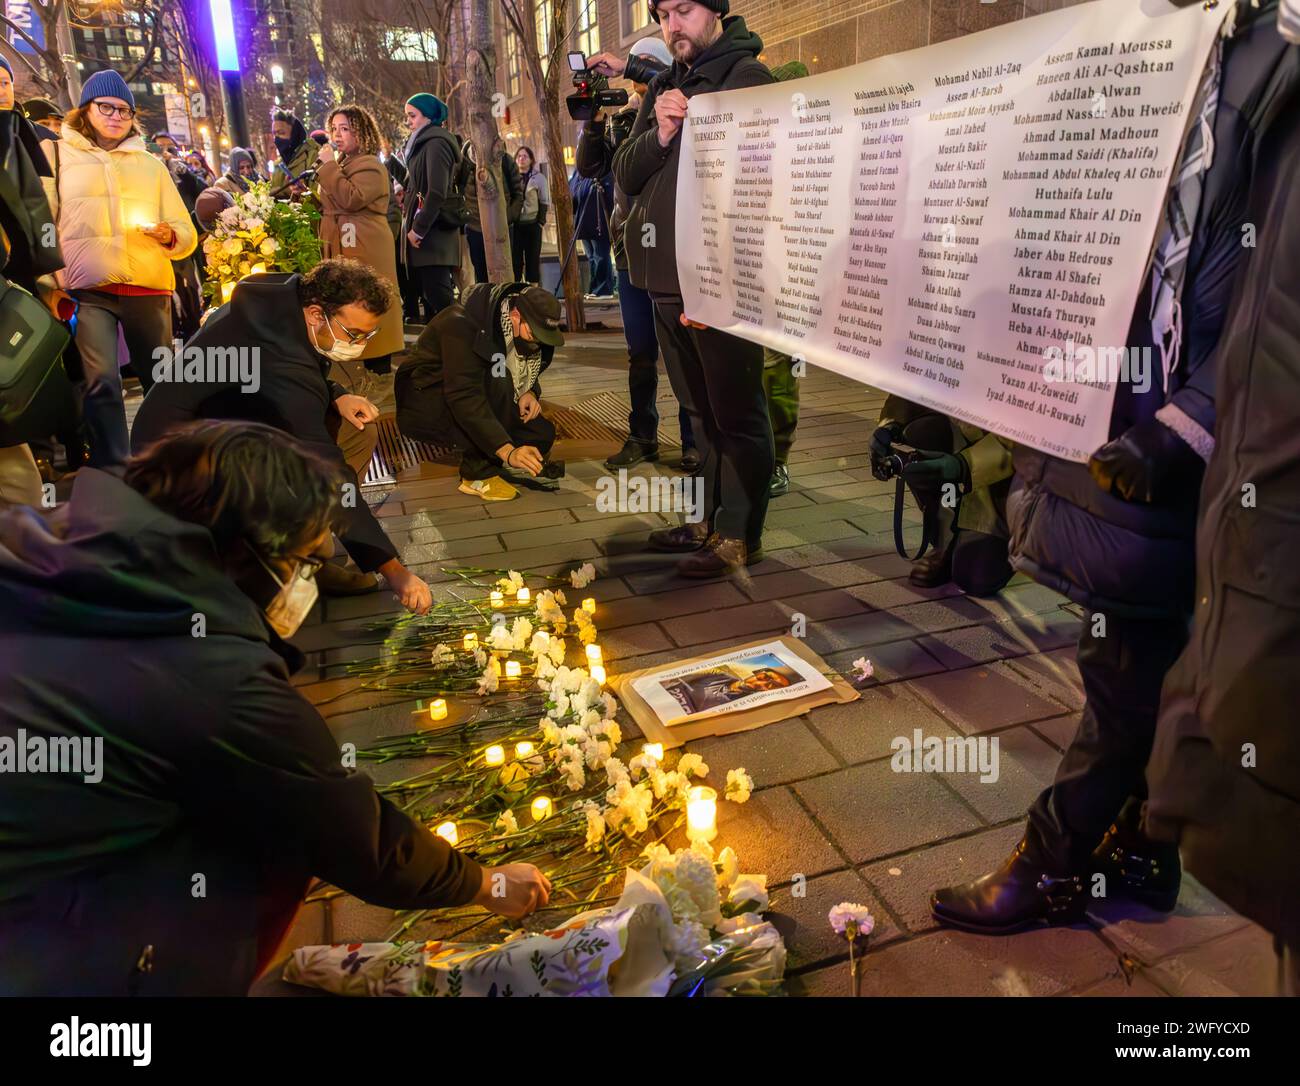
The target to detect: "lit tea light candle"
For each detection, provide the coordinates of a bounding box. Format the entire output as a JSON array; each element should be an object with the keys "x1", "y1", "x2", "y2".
[
  {"x1": 585, "y1": 643, "x2": 603, "y2": 665},
  {"x1": 533, "y1": 630, "x2": 549, "y2": 645},
  {"x1": 435, "y1": 821, "x2": 459, "y2": 846},
  {"x1": 514, "y1": 741, "x2": 535, "y2": 759},
  {"x1": 686, "y1": 786, "x2": 717, "y2": 843},
  {"x1": 462, "y1": 631, "x2": 478, "y2": 651},
  {"x1": 590, "y1": 664, "x2": 607, "y2": 686},
  {"x1": 490, "y1": 590, "x2": 504, "y2": 608},
  {"x1": 429, "y1": 699, "x2": 447, "y2": 721},
  {"x1": 581, "y1": 598, "x2": 596, "y2": 614},
  {"x1": 642, "y1": 742, "x2": 664, "y2": 763},
  {"x1": 531, "y1": 796, "x2": 553, "y2": 822},
  {"x1": 505, "y1": 659, "x2": 522, "y2": 680},
  {"x1": 484, "y1": 744, "x2": 505, "y2": 767},
  {"x1": 516, "y1": 586, "x2": 531, "y2": 604},
  {"x1": 220, "y1": 280, "x2": 235, "y2": 304}
]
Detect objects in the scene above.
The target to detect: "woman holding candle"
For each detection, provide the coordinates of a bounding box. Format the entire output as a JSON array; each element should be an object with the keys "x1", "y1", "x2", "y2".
[
  {"x1": 39, "y1": 70, "x2": 196, "y2": 467},
  {"x1": 315, "y1": 105, "x2": 404, "y2": 376}
]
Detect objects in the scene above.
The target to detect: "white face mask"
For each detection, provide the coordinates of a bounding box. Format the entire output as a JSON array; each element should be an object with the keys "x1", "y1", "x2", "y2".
[
  {"x1": 310, "y1": 312, "x2": 367, "y2": 362},
  {"x1": 254, "y1": 552, "x2": 319, "y2": 638}
]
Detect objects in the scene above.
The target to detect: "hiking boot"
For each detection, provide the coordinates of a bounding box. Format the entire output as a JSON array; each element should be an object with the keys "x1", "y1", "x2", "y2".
[
  {"x1": 769, "y1": 464, "x2": 790, "y2": 497},
  {"x1": 648, "y1": 521, "x2": 710, "y2": 553},
  {"x1": 930, "y1": 838, "x2": 1088, "y2": 934},
  {"x1": 605, "y1": 440, "x2": 659, "y2": 470},
  {"x1": 677, "y1": 535, "x2": 763, "y2": 579},
  {"x1": 459, "y1": 476, "x2": 518, "y2": 502},
  {"x1": 680, "y1": 447, "x2": 701, "y2": 473},
  {"x1": 315, "y1": 561, "x2": 380, "y2": 597}
]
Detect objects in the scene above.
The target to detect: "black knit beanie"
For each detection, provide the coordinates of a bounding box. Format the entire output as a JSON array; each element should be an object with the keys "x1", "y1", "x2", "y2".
[{"x1": 649, "y1": 0, "x2": 730, "y2": 23}]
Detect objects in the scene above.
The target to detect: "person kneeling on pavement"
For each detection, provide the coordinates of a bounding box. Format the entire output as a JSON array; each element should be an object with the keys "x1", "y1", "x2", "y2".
[
  {"x1": 869, "y1": 396, "x2": 1015, "y2": 597},
  {"x1": 0, "y1": 421, "x2": 550, "y2": 995},
  {"x1": 395, "y1": 282, "x2": 565, "y2": 503},
  {"x1": 130, "y1": 257, "x2": 433, "y2": 612}
]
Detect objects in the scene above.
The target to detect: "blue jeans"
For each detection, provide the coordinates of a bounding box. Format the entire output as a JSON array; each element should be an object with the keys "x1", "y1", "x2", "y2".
[
  {"x1": 618, "y1": 268, "x2": 693, "y2": 450},
  {"x1": 586, "y1": 235, "x2": 614, "y2": 296}
]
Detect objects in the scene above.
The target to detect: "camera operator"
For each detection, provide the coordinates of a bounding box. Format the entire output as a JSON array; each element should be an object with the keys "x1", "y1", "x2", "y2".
[
  {"x1": 612, "y1": 0, "x2": 774, "y2": 578},
  {"x1": 583, "y1": 38, "x2": 699, "y2": 474},
  {"x1": 869, "y1": 397, "x2": 1014, "y2": 598}
]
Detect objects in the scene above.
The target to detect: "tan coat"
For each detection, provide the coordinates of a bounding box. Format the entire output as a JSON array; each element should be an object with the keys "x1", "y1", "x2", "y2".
[{"x1": 316, "y1": 152, "x2": 404, "y2": 358}]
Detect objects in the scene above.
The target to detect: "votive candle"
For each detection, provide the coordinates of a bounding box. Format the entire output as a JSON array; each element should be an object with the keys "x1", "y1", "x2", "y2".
[
  {"x1": 505, "y1": 659, "x2": 522, "y2": 679},
  {"x1": 516, "y1": 586, "x2": 531, "y2": 604},
  {"x1": 581, "y1": 597, "x2": 596, "y2": 614},
  {"x1": 484, "y1": 744, "x2": 505, "y2": 767},
  {"x1": 686, "y1": 786, "x2": 717, "y2": 843},
  {"x1": 531, "y1": 796, "x2": 553, "y2": 822},
  {"x1": 590, "y1": 664, "x2": 607, "y2": 686},
  {"x1": 642, "y1": 742, "x2": 664, "y2": 763},
  {"x1": 463, "y1": 631, "x2": 478, "y2": 651},
  {"x1": 515, "y1": 741, "x2": 535, "y2": 759},
  {"x1": 585, "y1": 643, "x2": 603, "y2": 665},
  {"x1": 435, "y1": 821, "x2": 459, "y2": 846},
  {"x1": 490, "y1": 590, "x2": 504, "y2": 608},
  {"x1": 429, "y1": 699, "x2": 447, "y2": 721}
]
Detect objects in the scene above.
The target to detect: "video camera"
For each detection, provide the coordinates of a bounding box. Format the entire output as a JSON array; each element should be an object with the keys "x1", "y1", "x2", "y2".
[{"x1": 565, "y1": 52, "x2": 629, "y2": 121}]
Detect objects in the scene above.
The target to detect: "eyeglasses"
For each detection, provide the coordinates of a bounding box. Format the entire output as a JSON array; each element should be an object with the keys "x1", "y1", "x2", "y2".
[
  {"x1": 327, "y1": 312, "x2": 381, "y2": 345},
  {"x1": 92, "y1": 100, "x2": 136, "y2": 120}
]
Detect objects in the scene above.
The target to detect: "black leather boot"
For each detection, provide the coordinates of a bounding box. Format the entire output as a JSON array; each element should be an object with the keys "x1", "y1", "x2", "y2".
[
  {"x1": 930, "y1": 838, "x2": 1087, "y2": 934},
  {"x1": 1090, "y1": 817, "x2": 1181, "y2": 912},
  {"x1": 908, "y1": 501, "x2": 957, "y2": 588}
]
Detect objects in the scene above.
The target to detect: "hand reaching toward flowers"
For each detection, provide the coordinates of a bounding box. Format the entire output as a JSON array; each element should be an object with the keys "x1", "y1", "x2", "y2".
[{"x1": 472, "y1": 863, "x2": 553, "y2": 919}]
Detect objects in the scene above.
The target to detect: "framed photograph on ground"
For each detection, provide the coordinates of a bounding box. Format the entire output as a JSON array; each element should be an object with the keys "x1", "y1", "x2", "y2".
[{"x1": 633, "y1": 640, "x2": 833, "y2": 727}]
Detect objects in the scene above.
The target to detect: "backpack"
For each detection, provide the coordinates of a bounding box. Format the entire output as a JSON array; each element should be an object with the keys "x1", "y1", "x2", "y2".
[{"x1": 433, "y1": 133, "x2": 472, "y2": 229}]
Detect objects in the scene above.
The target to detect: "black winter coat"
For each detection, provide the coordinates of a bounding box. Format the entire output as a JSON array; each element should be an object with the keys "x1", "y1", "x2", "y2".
[
  {"x1": 1145, "y1": 39, "x2": 1300, "y2": 948},
  {"x1": 129, "y1": 274, "x2": 399, "y2": 573},
  {"x1": 394, "y1": 282, "x2": 552, "y2": 456},
  {"x1": 613, "y1": 16, "x2": 772, "y2": 296},
  {"x1": 577, "y1": 107, "x2": 637, "y2": 270},
  {"x1": 0, "y1": 469, "x2": 483, "y2": 995},
  {"x1": 401, "y1": 122, "x2": 464, "y2": 268},
  {"x1": 1008, "y1": 8, "x2": 1299, "y2": 618}
]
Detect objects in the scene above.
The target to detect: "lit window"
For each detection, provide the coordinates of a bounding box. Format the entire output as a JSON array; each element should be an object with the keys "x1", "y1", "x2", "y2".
[
  {"x1": 536, "y1": 0, "x2": 552, "y2": 75},
  {"x1": 506, "y1": 31, "x2": 522, "y2": 98},
  {"x1": 576, "y1": 0, "x2": 599, "y2": 58},
  {"x1": 624, "y1": 0, "x2": 651, "y2": 36}
]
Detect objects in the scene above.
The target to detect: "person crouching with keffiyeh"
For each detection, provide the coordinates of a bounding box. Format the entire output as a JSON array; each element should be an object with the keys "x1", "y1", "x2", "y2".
[{"x1": 394, "y1": 282, "x2": 566, "y2": 502}]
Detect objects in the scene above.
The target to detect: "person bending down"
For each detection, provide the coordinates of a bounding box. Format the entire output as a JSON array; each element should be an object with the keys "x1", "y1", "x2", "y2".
[
  {"x1": 395, "y1": 282, "x2": 566, "y2": 503},
  {"x1": 870, "y1": 396, "x2": 1015, "y2": 598},
  {"x1": 0, "y1": 421, "x2": 550, "y2": 995}
]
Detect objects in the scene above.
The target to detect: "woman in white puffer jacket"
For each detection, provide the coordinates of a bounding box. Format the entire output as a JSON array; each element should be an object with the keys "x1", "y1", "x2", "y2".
[{"x1": 42, "y1": 71, "x2": 196, "y2": 467}]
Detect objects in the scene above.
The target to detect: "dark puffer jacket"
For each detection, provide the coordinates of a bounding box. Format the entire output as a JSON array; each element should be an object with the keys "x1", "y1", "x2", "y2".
[
  {"x1": 613, "y1": 16, "x2": 773, "y2": 296},
  {"x1": 1008, "y1": 7, "x2": 1298, "y2": 618}
]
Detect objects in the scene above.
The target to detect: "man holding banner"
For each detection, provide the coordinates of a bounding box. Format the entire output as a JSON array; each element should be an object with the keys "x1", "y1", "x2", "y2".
[{"x1": 614, "y1": 0, "x2": 776, "y2": 578}]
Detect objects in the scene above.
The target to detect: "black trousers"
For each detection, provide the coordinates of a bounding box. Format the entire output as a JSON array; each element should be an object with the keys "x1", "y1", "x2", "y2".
[
  {"x1": 1026, "y1": 610, "x2": 1190, "y2": 871},
  {"x1": 466, "y1": 228, "x2": 489, "y2": 283},
  {"x1": 652, "y1": 297, "x2": 772, "y2": 547},
  {"x1": 414, "y1": 265, "x2": 456, "y2": 319},
  {"x1": 457, "y1": 408, "x2": 555, "y2": 482},
  {"x1": 512, "y1": 221, "x2": 543, "y2": 283}
]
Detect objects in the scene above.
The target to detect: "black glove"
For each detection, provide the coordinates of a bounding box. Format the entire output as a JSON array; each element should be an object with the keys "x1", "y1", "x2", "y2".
[
  {"x1": 900, "y1": 449, "x2": 970, "y2": 494},
  {"x1": 869, "y1": 422, "x2": 904, "y2": 481},
  {"x1": 1089, "y1": 417, "x2": 1204, "y2": 504}
]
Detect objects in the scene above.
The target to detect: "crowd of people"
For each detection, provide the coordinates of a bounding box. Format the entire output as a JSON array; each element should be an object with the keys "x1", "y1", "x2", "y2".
[{"x1": 0, "y1": 0, "x2": 1296, "y2": 996}]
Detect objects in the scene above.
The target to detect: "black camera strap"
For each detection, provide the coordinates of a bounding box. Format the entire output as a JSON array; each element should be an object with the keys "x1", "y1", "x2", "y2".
[{"x1": 893, "y1": 476, "x2": 938, "y2": 561}]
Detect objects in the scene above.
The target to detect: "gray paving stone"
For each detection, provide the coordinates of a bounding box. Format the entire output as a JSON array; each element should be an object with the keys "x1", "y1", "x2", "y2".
[
  {"x1": 1087, "y1": 874, "x2": 1254, "y2": 966},
  {"x1": 917, "y1": 609, "x2": 1081, "y2": 669},
  {"x1": 1004, "y1": 645, "x2": 1086, "y2": 710},
  {"x1": 1028, "y1": 712, "x2": 1084, "y2": 754},
  {"x1": 859, "y1": 823, "x2": 1026, "y2": 935},
  {"x1": 1140, "y1": 923, "x2": 1280, "y2": 997},
  {"x1": 822, "y1": 638, "x2": 949, "y2": 687},
  {"x1": 795, "y1": 761, "x2": 983, "y2": 864},
  {"x1": 937, "y1": 725, "x2": 1061, "y2": 824},
  {"x1": 908, "y1": 662, "x2": 1069, "y2": 734},
  {"x1": 806, "y1": 683, "x2": 961, "y2": 765},
  {"x1": 790, "y1": 924, "x2": 1119, "y2": 997},
  {"x1": 769, "y1": 869, "x2": 903, "y2": 972},
  {"x1": 689, "y1": 717, "x2": 842, "y2": 789}
]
